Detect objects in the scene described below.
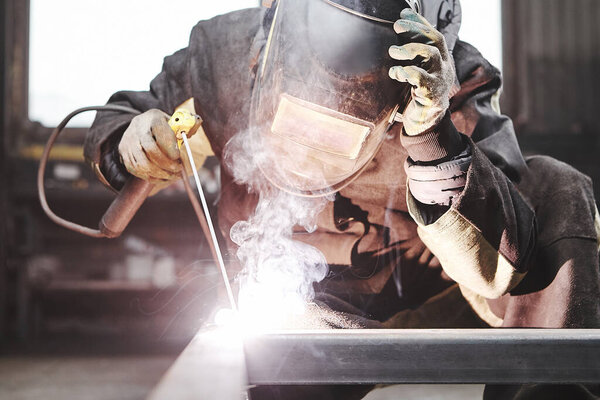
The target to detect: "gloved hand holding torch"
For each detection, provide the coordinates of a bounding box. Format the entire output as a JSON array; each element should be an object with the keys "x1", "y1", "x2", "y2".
[{"x1": 118, "y1": 109, "x2": 183, "y2": 184}]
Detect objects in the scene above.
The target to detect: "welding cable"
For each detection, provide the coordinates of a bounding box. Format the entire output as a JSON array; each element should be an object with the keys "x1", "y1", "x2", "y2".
[
  {"x1": 38, "y1": 105, "x2": 237, "y2": 309},
  {"x1": 37, "y1": 105, "x2": 141, "y2": 237}
]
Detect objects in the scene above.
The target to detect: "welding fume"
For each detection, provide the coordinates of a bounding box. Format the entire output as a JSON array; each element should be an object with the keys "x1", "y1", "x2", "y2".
[{"x1": 38, "y1": 0, "x2": 600, "y2": 398}]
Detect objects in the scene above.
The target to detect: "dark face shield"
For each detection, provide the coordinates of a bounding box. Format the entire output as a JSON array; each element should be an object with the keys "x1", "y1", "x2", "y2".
[{"x1": 250, "y1": 0, "x2": 416, "y2": 197}]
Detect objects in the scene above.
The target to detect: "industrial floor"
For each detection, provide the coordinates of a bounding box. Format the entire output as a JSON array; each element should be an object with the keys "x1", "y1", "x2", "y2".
[
  {"x1": 0, "y1": 353, "x2": 484, "y2": 400},
  {"x1": 0, "y1": 355, "x2": 176, "y2": 400}
]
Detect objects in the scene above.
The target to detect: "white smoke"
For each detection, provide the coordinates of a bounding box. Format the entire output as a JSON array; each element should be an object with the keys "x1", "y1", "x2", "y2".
[{"x1": 224, "y1": 128, "x2": 332, "y2": 327}]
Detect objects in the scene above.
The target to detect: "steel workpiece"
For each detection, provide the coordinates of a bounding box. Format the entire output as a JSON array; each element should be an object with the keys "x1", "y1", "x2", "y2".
[
  {"x1": 148, "y1": 328, "x2": 600, "y2": 400},
  {"x1": 147, "y1": 329, "x2": 247, "y2": 400},
  {"x1": 244, "y1": 329, "x2": 600, "y2": 385}
]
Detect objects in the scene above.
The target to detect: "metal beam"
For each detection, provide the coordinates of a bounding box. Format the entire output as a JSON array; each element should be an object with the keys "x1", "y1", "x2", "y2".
[
  {"x1": 147, "y1": 329, "x2": 248, "y2": 400},
  {"x1": 148, "y1": 328, "x2": 600, "y2": 399},
  {"x1": 244, "y1": 329, "x2": 600, "y2": 384}
]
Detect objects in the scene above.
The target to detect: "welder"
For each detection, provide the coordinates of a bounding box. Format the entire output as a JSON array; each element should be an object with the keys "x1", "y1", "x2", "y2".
[{"x1": 84, "y1": 0, "x2": 600, "y2": 399}]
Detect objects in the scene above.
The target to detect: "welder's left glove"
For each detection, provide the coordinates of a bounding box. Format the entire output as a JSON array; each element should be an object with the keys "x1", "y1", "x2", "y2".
[
  {"x1": 389, "y1": 8, "x2": 456, "y2": 136},
  {"x1": 389, "y1": 9, "x2": 470, "y2": 208}
]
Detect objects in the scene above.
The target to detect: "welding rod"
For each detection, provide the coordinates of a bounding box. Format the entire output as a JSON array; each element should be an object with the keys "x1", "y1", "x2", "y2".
[{"x1": 180, "y1": 133, "x2": 237, "y2": 311}]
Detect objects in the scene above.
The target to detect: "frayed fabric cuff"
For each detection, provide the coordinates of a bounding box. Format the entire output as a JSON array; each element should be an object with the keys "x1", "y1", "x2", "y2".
[
  {"x1": 400, "y1": 111, "x2": 465, "y2": 162},
  {"x1": 405, "y1": 148, "x2": 472, "y2": 206},
  {"x1": 99, "y1": 132, "x2": 131, "y2": 192}
]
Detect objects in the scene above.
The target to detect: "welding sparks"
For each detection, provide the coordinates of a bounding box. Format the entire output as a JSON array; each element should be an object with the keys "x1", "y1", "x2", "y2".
[
  {"x1": 222, "y1": 128, "x2": 333, "y2": 330},
  {"x1": 230, "y1": 191, "x2": 330, "y2": 330},
  {"x1": 214, "y1": 262, "x2": 313, "y2": 331}
]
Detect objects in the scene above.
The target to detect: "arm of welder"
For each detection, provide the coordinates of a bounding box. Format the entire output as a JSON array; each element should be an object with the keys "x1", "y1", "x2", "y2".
[
  {"x1": 85, "y1": 45, "x2": 187, "y2": 191},
  {"x1": 404, "y1": 41, "x2": 536, "y2": 300},
  {"x1": 84, "y1": 21, "x2": 215, "y2": 192},
  {"x1": 85, "y1": 6, "x2": 265, "y2": 192}
]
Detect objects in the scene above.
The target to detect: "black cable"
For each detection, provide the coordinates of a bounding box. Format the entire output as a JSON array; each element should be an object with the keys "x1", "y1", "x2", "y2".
[{"x1": 37, "y1": 105, "x2": 140, "y2": 237}]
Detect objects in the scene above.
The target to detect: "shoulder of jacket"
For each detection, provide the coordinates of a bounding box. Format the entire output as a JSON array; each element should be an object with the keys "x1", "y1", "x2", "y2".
[{"x1": 453, "y1": 40, "x2": 501, "y2": 85}]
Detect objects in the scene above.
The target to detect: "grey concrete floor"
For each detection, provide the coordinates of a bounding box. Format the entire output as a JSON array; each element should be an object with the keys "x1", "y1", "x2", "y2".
[
  {"x1": 0, "y1": 355, "x2": 176, "y2": 400},
  {"x1": 0, "y1": 355, "x2": 484, "y2": 400}
]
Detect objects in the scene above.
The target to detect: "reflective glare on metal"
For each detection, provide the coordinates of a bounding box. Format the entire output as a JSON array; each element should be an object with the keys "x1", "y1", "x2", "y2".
[
  {"x1": 147, "y1": 328, "x2": 247, "y2": 400},
  {"x1": 181, "y1": 133, "x2": 237, "y2": 311},
  {"x1": 244, "y1": 329, "x2": 600, "y2": 384}
]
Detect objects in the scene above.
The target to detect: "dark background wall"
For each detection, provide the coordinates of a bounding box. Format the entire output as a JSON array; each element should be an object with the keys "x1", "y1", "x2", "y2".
[
  {"x1": 0, "y1": 0, "x2": 222, "y2": 344},
  {"x1": 502, "y1": 0, "x2": 600, "y2": 200},
  {"x1": 1, "y1": 0, "x2": 8, "y2": 341}
]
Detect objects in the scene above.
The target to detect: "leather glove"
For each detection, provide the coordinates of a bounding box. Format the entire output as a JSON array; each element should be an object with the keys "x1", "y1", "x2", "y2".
[
  {"x1": 388, "y1": 8, "x2": 456, "y2": 136},
  {"x1": 118, "y1": 109, "x2": 182, "y2": 183}
]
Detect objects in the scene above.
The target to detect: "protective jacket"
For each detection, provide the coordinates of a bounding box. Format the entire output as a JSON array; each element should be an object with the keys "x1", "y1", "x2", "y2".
[{"x1": 85, "y1": 7, "x2": 600, "y2": 330}]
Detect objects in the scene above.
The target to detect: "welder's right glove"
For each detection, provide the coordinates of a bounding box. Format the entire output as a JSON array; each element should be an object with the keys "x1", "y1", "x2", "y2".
[{"x1": 118, "y1": 109, "x2": 182, "y2": 184}]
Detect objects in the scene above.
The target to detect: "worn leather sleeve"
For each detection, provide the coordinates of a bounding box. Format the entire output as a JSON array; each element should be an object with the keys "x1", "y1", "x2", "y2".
[
  {"x1": 84, "y1": 43, "x2": 193, "y2": 183},
  {"x1": 404, "y1": 41, "x2": 600, "y2": 329},
  {"x1": 84, "y1": 7, "x2": 265, "y2": 190},
  {"x1": 407, "y1": 41, "x2": 537, "y2": 300}
]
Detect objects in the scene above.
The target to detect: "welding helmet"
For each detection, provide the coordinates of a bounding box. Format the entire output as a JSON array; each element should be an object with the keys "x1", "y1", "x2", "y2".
[{"x1": 251, "y1": 0, "x2": 462, "y2": 197}]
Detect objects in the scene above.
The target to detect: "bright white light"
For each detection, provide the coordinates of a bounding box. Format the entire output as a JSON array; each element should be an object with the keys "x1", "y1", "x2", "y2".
[
  {"x1": 214, "y1": 287, "x2": 308, "y2": 332},
  {"x1": 213, "y1": 266, "x2": 315, "y2": 332},
  {"x1": 238, "y1": 283, "x2": 308, "y2": 330},
  {"x1": 30, "y1": 1, "x2": 503, "y2": 126},
  {"x1": 459, "y1": 0, "x2": 503, "y2": 70},
  {"x1": 29, "y1": 0, "x2": 258, "y2": 126},
  {"x1": 214, "y1": 308, "x2": 237, "y2": 327}
]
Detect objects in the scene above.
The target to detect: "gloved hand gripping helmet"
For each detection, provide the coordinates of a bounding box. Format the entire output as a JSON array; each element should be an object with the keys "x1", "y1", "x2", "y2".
[{"x1": 252, "y1": 0, "x2": 462, "y2": 197}]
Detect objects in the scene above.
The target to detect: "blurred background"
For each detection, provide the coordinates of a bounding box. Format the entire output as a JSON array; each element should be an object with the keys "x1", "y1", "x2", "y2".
[{"x1": 0, "y1": 0, "x2": 598, "y2": 399}]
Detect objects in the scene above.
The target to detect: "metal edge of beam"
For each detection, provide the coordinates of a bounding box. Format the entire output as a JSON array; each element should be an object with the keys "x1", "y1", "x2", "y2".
[
  {"x1": 147, "y1": 329, "x2": 248, "y2": 400},
  {"x1": 243, "y1": 329, "x2": 600, "y2": 384}
]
